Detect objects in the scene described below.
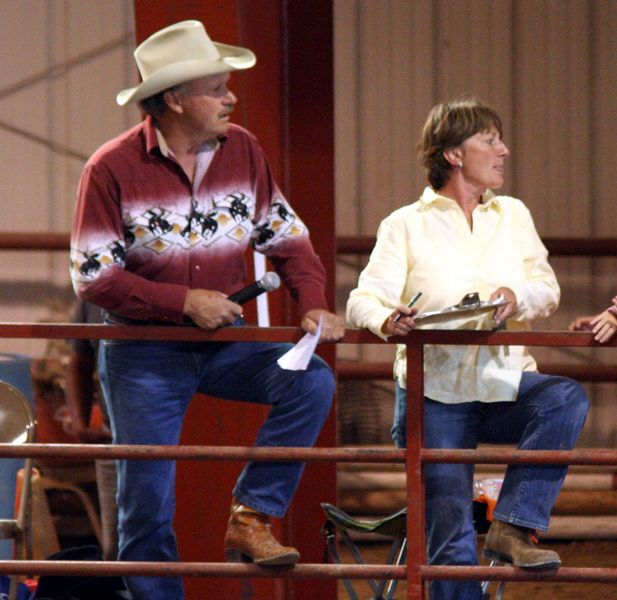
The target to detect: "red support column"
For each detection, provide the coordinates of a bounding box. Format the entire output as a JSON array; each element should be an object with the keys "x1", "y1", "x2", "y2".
[{"x1": 280, "y1": 3, "x2": 338, "y2": 600}]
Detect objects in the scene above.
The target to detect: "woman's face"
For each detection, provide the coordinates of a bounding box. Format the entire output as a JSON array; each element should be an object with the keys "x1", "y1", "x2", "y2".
[{"x1": 459, "y1": 126, "x2": 509, "y2": 190}]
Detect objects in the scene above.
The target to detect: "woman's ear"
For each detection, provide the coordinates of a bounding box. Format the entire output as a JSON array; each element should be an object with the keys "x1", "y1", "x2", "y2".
[{"x1": 443, "y1": 147, "x2": 463, "y2": 167}]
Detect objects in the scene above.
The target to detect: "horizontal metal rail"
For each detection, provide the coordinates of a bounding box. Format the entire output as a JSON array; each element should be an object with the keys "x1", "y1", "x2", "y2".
[
  {"x1": 1, "y1": 444, "x2": 617, "y2": 466},
  {"x1": 0, "y1": 561, "x2": 405, "y2": 580},
  {"x1": 0, "y1": 232, "x2": 70, "y2": 251},
  {"x1": 0, "y1": 444, "x2": 405, "y2": 463},
  {"x1": 1, "y1": 233, "x2": 617, "y2": 257},
  {"x1": 336, "y1": 235, "x2": 617, "y2": 257},
  {"x1": 0, "y1": 322, "x2": 612, "y2": 347},
  {"x1": 0, "y1": 561, "x2": 614, "y2": 583},
  {"x1": 338, "y1": 359, "x2": 617, "y2": 383},
  {"x1": 423, "y1": 565, "x2": 617, "y2": 583}
]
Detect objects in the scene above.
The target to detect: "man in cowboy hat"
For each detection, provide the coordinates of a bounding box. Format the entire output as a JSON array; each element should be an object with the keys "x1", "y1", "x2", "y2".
[{"x1": 70, "y1": 20, "x2": 344, "y2": 600}]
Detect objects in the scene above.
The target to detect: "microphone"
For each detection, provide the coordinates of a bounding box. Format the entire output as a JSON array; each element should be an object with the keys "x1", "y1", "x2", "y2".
[{"x1": 228, "y1": 271, "x2": 281, "y2": 305}]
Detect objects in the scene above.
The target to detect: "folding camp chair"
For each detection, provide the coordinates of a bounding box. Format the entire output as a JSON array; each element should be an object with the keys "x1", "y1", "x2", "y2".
[
  {"x1": 322, "y1": 501, "x2": 506, "y2": 600},
  {"x1": 321, "y1": 502, "x2": 406, "y2": 600}
]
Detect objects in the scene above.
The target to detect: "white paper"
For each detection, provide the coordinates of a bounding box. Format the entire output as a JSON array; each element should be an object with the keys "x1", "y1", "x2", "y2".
[{"x1": 277, "y1": 316, "x2": 323, "y2": 371}]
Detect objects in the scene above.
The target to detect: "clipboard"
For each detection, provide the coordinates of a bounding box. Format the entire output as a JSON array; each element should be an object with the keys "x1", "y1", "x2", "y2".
[{"x1": 414, "y1": 293, "x2": 509, "y2": 326}]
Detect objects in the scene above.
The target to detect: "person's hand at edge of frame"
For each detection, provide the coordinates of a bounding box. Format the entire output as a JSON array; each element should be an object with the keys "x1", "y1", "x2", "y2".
[{"x1": 570, "y1": 311, "x2": 617, "y2": 343}]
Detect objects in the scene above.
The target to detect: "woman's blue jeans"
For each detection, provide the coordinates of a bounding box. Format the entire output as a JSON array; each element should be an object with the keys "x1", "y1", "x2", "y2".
[
  {"x1": 98, "y1": 335, "x2": 335, "y2": 600},
  {"x1": 393, "y1": 372, "x2": 588, "y2": 600}
]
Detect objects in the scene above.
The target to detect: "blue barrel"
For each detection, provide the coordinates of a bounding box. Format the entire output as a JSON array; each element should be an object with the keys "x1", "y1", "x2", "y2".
[{"x1": 0, "y1": 353, "x2": 33, "y2": 560}]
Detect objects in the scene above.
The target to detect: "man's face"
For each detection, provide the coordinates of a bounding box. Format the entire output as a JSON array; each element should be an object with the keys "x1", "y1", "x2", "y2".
[{"x1": 175, "y1": 72, "x2": 237, "y2": 140}]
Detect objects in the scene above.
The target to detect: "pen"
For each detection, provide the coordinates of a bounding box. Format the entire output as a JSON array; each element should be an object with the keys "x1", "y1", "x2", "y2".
[{"x1": 394, "y1": 291, "x2": 422, "y2": 322}]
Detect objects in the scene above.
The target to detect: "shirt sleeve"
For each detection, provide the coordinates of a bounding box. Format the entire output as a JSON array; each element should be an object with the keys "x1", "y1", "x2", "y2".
[
  {"x1": 70, "y1": 160, "x2": 188, "y2": 322},
  {"x1": 346, "y1": 217, "x2": 409, "y2": 339},
  {"x1": 508, "y1": 206, "x2": 560, "y2": 321}
]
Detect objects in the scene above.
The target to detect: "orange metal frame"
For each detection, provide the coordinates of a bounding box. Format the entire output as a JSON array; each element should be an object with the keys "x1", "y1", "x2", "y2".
[{"x1": 0, "y1": 324, "x2": 616, "y2": 597}]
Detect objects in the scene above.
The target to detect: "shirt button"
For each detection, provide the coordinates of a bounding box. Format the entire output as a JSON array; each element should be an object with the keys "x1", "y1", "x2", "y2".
[{"x1": 195, "y1": 265, "x2": 201, "y2": 270}]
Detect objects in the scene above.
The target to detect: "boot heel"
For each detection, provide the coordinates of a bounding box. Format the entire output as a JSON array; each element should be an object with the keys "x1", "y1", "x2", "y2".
[{"x1": 225, "y1": 548, "x2": 250, "y2": 563}]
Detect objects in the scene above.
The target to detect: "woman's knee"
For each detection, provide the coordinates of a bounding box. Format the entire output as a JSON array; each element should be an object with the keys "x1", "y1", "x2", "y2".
[{"x1": 553, "y1": 377, "x2": 589, "y2": 422}]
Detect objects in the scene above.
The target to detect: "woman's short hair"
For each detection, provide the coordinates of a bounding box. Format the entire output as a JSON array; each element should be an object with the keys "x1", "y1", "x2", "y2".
[{"x1": 418, "y1": 98, "x2": 503, "y2": 190}]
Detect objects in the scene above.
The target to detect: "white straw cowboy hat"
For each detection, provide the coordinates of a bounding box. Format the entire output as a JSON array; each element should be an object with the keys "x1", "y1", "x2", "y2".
[{"x1": 116, "y1": 20, "x2": 256, "y2": 106}]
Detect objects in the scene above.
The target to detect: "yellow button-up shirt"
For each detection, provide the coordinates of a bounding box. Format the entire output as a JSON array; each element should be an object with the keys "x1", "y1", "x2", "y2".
[{"x1": 346, "y1": 187, "x2": 560, "y2": 404}]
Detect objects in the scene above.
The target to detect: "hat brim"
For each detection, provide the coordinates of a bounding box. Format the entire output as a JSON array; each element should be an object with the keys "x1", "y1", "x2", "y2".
[{"x1": 116, "y1": 42, "x2": 256, "y2": 106}]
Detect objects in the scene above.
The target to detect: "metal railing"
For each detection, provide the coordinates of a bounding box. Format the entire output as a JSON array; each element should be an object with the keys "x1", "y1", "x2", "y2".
[{"x1": 0, "y1": 323, "x2": 616, "y2": 597}]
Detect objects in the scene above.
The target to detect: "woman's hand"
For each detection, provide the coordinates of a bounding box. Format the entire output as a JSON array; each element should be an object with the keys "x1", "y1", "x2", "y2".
[
  {"x1": 381, "y1": 305, "x2": 419, "y2": 336},
  {"x1": 490, "y1": 287, "x2": 518, "y2": 325},
  {"x1": 576, "y1": 311, "x2": 617, "y2": 343}
]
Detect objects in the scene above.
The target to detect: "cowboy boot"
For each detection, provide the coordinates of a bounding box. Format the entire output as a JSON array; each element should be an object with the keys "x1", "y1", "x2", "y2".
[
  {"x1": 482, "y1": 519, "x2": 561, "y2": 569},
  {"x1": 224, "y1": 499, "x2": 300, "y2": 566}
]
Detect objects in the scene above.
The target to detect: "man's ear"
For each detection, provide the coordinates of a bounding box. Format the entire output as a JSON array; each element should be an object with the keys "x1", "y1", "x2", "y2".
[
  {"x1": 443, "y1": 147, "x2": 462, "y2": 167},
  {"x1": 164, "y1": 90, "x2": 184, "y2": 114}
]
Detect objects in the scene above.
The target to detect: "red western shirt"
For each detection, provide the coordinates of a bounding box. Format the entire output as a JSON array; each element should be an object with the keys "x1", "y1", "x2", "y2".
[{"x1": 70, "y1": 117, "x2": 328, "y2": 323}]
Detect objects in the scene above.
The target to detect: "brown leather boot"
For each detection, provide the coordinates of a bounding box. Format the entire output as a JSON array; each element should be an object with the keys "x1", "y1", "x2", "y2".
[
  {"x1": 223, "y1": 499, "x2": 300, "y2": 566},
  {"x1": 482, "y1": 519, "x2": 561, "y2": 569}
]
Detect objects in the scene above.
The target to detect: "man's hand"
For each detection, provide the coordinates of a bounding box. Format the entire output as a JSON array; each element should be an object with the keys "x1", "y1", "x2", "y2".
[
  {"x1": 183, "y1": 289, "x2": 243, "y2": 329},
  {"x1": 301, "y1": 309, "x2": 345, "y2": 342},
  {"x1": 490, "y1": 287, "x2": 518, "y2": 325},
  {"x1": 381, "y1": 304, "x2": 419, "y2": 337},
  {"x1": 570, "y1": 311, "x2": 617, "y2": 343}
]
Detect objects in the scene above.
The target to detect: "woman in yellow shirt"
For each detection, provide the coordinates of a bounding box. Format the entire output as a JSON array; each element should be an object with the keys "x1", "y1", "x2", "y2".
[{"x1": 347, "y1": 98, "x2": 589, "y2": 600}]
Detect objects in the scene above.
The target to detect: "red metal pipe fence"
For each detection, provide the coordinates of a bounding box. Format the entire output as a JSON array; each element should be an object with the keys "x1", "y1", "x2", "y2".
[{"x1": 0, "y1": 324, "x2": 616, "y2": 596}]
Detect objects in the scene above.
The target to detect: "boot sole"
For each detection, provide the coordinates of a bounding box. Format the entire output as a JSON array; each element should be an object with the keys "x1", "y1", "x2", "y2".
[
  {"x1": 225, "y1": 548, "x2": 300, "y2": 566},
  {"x1": 482, "y1": 548, "x2": 561, "y2": 570}
]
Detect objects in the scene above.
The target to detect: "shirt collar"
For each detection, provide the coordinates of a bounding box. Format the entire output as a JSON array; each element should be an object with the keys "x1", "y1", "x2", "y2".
[
  {"x1": 143, "y1": 115, "x2": 224, "y2": 158},
  {"x1": 419, "y1": 186, "x2": 499, "y2": 208}
]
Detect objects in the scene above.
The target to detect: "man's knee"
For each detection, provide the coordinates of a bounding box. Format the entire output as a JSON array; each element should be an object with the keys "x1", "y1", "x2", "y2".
[{"x1": 306, "y1": 356, "x2": 336, "y2": 400}]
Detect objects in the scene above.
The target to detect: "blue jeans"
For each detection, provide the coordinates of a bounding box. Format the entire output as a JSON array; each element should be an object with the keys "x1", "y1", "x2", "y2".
[
  {"x1": 393, "y1": 372, "x2": 588, "y2": 600},
  {"x1": 98, "y1": 334, "x2": 335, "y2": 600}
]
